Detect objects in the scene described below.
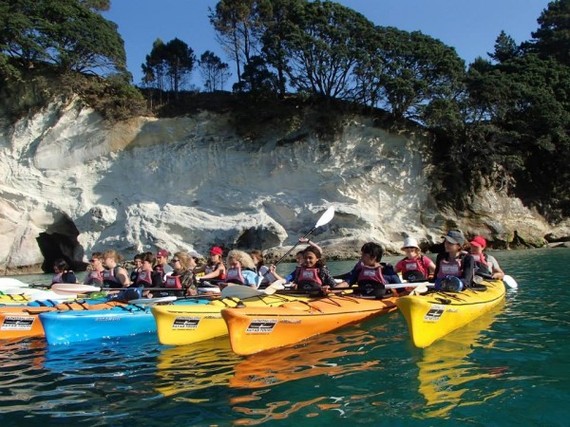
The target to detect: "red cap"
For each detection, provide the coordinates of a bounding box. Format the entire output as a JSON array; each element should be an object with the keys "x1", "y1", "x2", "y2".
[
  {"x1": 210, "y1": 246, "x2": 223, "y2": 255},
  {"x1": 156, "y1": 249, "x2": 170, "y2": 258},
  {"x1": 469, "y1": 236, "x2": 487, "y2": 248}
]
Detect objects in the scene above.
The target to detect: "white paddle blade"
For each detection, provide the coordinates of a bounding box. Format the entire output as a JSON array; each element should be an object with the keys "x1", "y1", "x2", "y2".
[
  {"x1": 221, "y1": 284, "x2": 264, "y2": 299},
  {"x1": 503, "y1": 275, "x2": 518, "y2": 289},
  {"x1": 315, "y1": 206, "x2": 335, "y2": 228},
  {"x1": 129, "y1": 296, "x2": 177, "y2": 305}
]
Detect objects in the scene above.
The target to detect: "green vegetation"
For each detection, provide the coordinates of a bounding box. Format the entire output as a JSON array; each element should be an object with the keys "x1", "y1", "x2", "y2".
[{"x1": 1, "y1": 0, "x2": 569, "y2": 222}]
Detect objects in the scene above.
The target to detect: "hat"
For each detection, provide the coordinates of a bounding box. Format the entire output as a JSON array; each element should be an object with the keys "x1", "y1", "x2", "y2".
[
  {"x1": 443, "y1": 230, "x2": 465, "y2": 245},
  {"x1": 401, "y1": 237, "x2": 420, "y2": 250},
  {"x1": 210, "y1": 246, "x2": 223, "y2": 255},
  {"x1": 470, "y1": 235, "x2": 487, "y2": 248},
  {"x1": 156, "y1": 249, "x2": 170, "y2": 258}
]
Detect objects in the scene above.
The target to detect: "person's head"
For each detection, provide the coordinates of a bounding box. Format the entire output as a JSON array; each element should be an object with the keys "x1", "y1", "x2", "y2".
[
  {"x1": 133, "y1": 253, "x2": 144, "y2": 269},
  {"x1": 102, "y1": 249, "x2": 122, "y2": 268},
  {"x1": 250, "y1": 250, "x2": 264, "y2": 268},
  {"x1": 303, "y1": 246, "x2": 323, "y2": 268},
  {"x1": 360, "y1": 242, "x2": 383, "y2": 266},
  {"x1": 89, "y1": 252, "x2": 104, "y2": 270},
  {"x1": 469, "y1": 236, "x2": 487, "y2": 254},
  {"x1": 141, "y1": 252, "x2": 156, "y2": 270},
  {"x1": 156, "y1": 249, "x2": 170, "y2": 265},
  {"x1": 53, "y1": 258, "x2": 70, "y2": 273},
  {"x1": 443, "y1": 230, "x2": 465, "y2": 254},
  {"x1": 401, "y1": 237, "x2": 421, "y2": 259},
  {"x1": 170, "y1": 251, "x2": 194, "y2": 271},
  {"x1": 209, "y1": 246, "x2": 224, "y2": 263},
  {"x1": 227, "y1": 250, "x2": 256, "y2": 270},
  {"x1": 295, "y1": 250, "x2": 305, "y2": 265}
]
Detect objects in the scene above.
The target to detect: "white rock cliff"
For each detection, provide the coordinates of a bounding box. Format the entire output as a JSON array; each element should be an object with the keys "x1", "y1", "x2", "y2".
[{"x1": 0, "y1": 98, "x2": 552, "y2": 272}]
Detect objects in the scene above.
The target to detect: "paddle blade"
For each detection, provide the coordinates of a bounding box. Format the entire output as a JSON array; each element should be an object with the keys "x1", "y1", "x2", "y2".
[
  {"x1": 503, "y1": 275, "x2": 518, "y2": 289},
  {"x1": 315, "y1": 206, "x2": 335, "y2": 228}
]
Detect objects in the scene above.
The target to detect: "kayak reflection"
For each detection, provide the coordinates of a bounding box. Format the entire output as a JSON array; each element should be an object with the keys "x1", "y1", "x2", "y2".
[{"x1": 416, "y1": 300, "x2": 507, "y2": 418}]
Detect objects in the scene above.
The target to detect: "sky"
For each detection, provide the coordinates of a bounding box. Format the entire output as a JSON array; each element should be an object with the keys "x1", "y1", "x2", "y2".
[{"x1": 103, "y1": 0, "x2": 552, "y2": 89}]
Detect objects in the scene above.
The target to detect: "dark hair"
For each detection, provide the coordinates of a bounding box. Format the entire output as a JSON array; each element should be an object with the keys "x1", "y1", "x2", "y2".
[
  {"x1": 361, "y1": 242, "x2": 383, "y2": 262},
  {"x1": 250, "y1": 250, "x2": 264, "y2": 269},
  {"x1": 141, "y1": 252, "x2": 156, "y2": 266},
  {"x1": 133, "y1": 253, "x2": 144, "y2": 261},
  {"x1": 53, "y1": 258, "x2": 70, "y2": 271},
  {"x1": 304, "y1": 246, "x2": 325, "y2": 268}
]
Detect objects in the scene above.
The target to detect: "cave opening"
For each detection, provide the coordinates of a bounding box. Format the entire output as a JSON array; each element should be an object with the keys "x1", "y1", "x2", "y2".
[{"x1": 36, "y1": 214, "x2": 87, "y2": 273}]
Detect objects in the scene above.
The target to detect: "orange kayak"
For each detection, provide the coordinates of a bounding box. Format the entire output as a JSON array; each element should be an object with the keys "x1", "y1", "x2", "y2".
[
  {"x1": 221, "y1": 294, "x2": 398, "y2": 355},
  {"x1": 0, "y1": 300, "x2": 125, "y2": 340}
]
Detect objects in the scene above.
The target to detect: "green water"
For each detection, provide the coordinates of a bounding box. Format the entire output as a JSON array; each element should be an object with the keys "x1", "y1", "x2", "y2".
[{"x1": 1, "y1": 249, "x2": 569, "y2": 426}]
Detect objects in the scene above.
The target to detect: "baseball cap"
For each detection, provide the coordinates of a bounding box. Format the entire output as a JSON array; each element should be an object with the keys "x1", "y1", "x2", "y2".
[
  {"x1": 157, "y1": 249, "x2": 170, "y2": 258},
  {"x1": 443, "y1": 230, "x2": 465, "y2": 245},
  {"x1": 210, "y1": 246, "x2": 223, "y2": 255},
  {"x1": 470, "y1": 235, "x2": 487, "y2": 248}
]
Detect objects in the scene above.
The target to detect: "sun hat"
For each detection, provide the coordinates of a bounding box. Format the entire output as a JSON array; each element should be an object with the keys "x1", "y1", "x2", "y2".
[
  {"x1": 443, "y1": 230, "x2": 465, "y2": 245},
  {"x1": 156, "y1": 249, "x2": 170, "y2": 258},
  {"x1": 401, "y1": 237, "x2": 420, "y2": 250},
  {"x1": 470, "y1": 235, "x2": 487, "y2": 248},
  {"x1": 210, "y1": 246, "x2": 223, "y2": 255}
]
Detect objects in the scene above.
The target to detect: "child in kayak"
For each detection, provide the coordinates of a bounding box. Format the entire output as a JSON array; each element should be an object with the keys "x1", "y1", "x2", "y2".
[
  {"x1": 292, "y1": 246, "x2": 337, "y2": 293},
  {"x1": 434, "y1": 230, "x2": 475, "y2": 291},
  {"x1": 395, "y1": 237, "x2": 436, "y2": 282}
]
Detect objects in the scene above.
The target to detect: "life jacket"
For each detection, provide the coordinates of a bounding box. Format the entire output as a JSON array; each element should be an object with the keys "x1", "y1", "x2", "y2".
[
  {"x1": 135, "y1": 270, "x2": 154, "y2": 287},
  {"x1": 356, "y1": 265, "x2": 387, "y2": 297},
  {"x1": 103, "y1": 266, "x2": 123, "y2": 288},
  {"x1": 295, "y1": 267, "x2": 323, "y2": 292},
  {"x1": 85, "y1": 270, "x2": 104, "y2": 286},
  {"x1": 51, "y1": 272, "x2": 64, "y2": 284},
  {"x1": 471, "y1": 253, "x2": 492, "y2": 275},
  {"x1": 436, "y1": 253, "x2": 465, "y2": 279},
  {"x1": 164, "y1": 273, "x2": 182, "y2": 289},
  {"x1": 205, "y1": 262, "x2": 226, "y2": 280},
  {"x1": 226, "y1": 267, "x2": 246, "y2": 285},
  {"x1": 397, "y1": 256, "x2": 429, "y2": 281}
]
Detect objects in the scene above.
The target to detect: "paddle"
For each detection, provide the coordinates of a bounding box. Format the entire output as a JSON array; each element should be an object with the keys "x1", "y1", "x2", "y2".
[
  {"x1": 503, "y1": 274, "x2": 518, "y2": 289},
  {"x1": 273, "y1": 206, "x2": 335, "y2": 266},
  {"x1": 128, "y1": 296, "x2": 177, "y2": 305}
]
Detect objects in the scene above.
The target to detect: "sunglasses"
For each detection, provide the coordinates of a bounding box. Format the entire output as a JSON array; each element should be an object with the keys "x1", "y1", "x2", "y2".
[
  {"x1": 171, "y1": 258, "x2": 180, "y2": 263},
  {"x1": 89, "y1": 259, "x2": 97, "y2": 262}
]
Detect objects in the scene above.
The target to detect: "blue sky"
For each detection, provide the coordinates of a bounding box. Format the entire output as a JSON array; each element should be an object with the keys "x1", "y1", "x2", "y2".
[{"x1": 103, "y1": 0, "x2": 551, "y2": 89}]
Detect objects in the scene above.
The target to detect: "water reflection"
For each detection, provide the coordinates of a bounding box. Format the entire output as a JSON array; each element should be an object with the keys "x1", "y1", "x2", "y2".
[{"x1": 416, "y1": 300, "x2": 507, "y2": 418}]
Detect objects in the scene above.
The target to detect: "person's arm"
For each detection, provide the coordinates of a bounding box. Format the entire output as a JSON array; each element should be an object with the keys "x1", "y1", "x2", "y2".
[
  {"x1": 117, "y1": 267, "x2": 131, "y2": 287},
  {"x1": 200, "y1": 264, "x2": 226, "y2": 280},
  {"x1": 298, "y1": 237, "x2": 322, "y2": 254},
  {"x1": 320, "y1": 265, "x2": 337, "y2": 288},
  {"x1": 487, "y1": 255, "x2": 505, "y2": 279},
  {"x1": 461, "y1": 255, "x2": 475, "y2": 286}
]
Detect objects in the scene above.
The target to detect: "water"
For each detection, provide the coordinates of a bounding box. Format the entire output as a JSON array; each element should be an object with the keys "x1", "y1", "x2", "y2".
[{"x1": 1, "y1": 249, "x2": 569, "y2": 426}]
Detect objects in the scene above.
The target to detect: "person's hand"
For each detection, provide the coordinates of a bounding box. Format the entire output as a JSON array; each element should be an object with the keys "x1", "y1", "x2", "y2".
[{"x1": 298, "y1": 237, "x2": 309, "y2": 244}]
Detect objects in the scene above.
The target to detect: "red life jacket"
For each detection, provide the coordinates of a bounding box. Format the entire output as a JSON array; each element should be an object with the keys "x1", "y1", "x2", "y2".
[
  {"x1": 85, "y1": 270, "x2": 104, "y2": 285},
  {"x1": 356, "y1": 265, "x2": 386, "y2": 285},
  {"x1": 164, "y1": 274, "x2": 182, "y2": 289},
  {"x1": 103, "y1": 267, "x2": 122, "y2": 288},
  {"x1": 295, "y1": 267, "x2": 323, "y2": 287},
  {"x1": 436, "y1": 254, "x2": 464, "y2": 279},
  {"x1": 135, "y1": 271, "x2": 154, "y2": 287}
]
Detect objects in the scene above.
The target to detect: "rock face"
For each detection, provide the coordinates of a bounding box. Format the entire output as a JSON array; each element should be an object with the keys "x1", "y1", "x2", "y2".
[{"x1": 0, "y1": 97, "x2": 560, "y2": 273}]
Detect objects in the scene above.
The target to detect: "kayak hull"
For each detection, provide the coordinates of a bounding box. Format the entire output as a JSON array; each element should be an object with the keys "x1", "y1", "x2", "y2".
[
  {"x1": 221, "y1": 294, "x2": 398, "y2": 355},
  {"x1": 396, "y1": 279, "x2": 506, "y2": 348},
  {"x1": 39, "y1": 299, "x2": 208, "y2": 345},
  {"x1": 152, "y1": 293, "x2": 309, "y2": 346}
]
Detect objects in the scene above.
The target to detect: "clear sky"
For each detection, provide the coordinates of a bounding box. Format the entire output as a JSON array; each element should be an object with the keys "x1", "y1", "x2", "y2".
[{"x1": 103, "y1": 0, "x2": 551, "y2": 89}]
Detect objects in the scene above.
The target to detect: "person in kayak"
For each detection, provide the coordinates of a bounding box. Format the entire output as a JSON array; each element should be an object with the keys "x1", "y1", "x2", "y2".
[
  {"x1": 195, "y1": 246, "x2": 227, "y2": 282},
  {"x1": 84, "y1": 252, "x2": 104, "y2": 285},
  {"x1": 102, "y1": 249, "x2": 131, "y2": 288},
  {"x1": 395, "y1": 237, "x2": 436, "y2": 282},
  {"x1": 337, "y1": 242, "x2": 391, "y2": 298},
  {"x1": 225, "y1": 250, "x2": 261, "y2": 288},
  {"x1": 51, "y1": 258, "x2": 77, "y2": 285},
  {"x1": 468, "y1": 236, "x2": 505, "y2": 280},
  {"x1": 433, "y1": 230, "x2": 475, "y2": 291},
  {"x1": 292, "y1": 246, "x2": 336, "y2": 293},
  {"x1": 158, "y1": 251, "x2": 198, "y2": 296}
]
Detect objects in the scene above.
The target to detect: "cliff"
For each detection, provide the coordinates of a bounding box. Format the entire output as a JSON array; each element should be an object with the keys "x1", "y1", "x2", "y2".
[{"x1": 0, "y1": 96, "x2": 563, "y2": 273}]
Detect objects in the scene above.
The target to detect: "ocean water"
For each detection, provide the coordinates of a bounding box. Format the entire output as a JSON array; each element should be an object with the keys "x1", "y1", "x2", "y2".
[{"x1": 1, "y1": 249, "x2": 569, "y2": 426}]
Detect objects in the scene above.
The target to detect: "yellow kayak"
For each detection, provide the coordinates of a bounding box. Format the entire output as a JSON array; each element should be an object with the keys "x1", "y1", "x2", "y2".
[
  {"x1": 221, "y1": 294, "x2": 398, "y2": 355},
  {"x1": 151, "y1": 293, "x2": 310, "y2": 346},
  {"x1": 396, "y1": 279, "x2": 506, "y2": 348}
]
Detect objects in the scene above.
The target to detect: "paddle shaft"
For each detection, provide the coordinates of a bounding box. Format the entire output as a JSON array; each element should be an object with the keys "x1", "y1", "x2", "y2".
[{"x1": 273, "y1": 226, "x2": 317, "y2": 266}]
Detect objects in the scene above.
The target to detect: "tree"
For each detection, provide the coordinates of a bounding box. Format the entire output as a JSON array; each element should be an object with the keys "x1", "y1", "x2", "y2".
[
  {"x1": 198, "y1": 50, "x2": 231, "y2": 91},
  {"x1": 209, "y1": 0, "x2": 266, "y2": 88},
  {"x1": 529, "y1": 0, "x2": 570, "y2": 65},
  {"x1": 141, "y1": 37, "x2": 195, "y2": 92},
  {"x1": 0, "y1": 0, "x2": 126, "y2": 75},
  {"x1": 279, "y1": 0, "x2": 376, "y2": 98},
  {"x1": 233, "y1": 54, "x2": 277, "y2": 93},
  {"x1": 488, "y1": 31, "x2": 520, "y2": 63}
]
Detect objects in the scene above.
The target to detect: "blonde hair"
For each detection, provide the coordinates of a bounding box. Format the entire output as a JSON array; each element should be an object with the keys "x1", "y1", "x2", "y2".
[
  {"x1": 102, "y1": 249, "x2": 123, "y2": 263},
  {"x1": 173, "y1": 251, "x2": 193, "y2": 270},
  {"x1": 227, "y1": 250, "x2": 256, "y2": 270}
]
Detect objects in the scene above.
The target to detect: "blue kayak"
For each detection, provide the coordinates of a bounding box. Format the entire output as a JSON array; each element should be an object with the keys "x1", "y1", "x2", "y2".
[{"x1": 39, "y1": 298, "x2": 210, "y2": 345}]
